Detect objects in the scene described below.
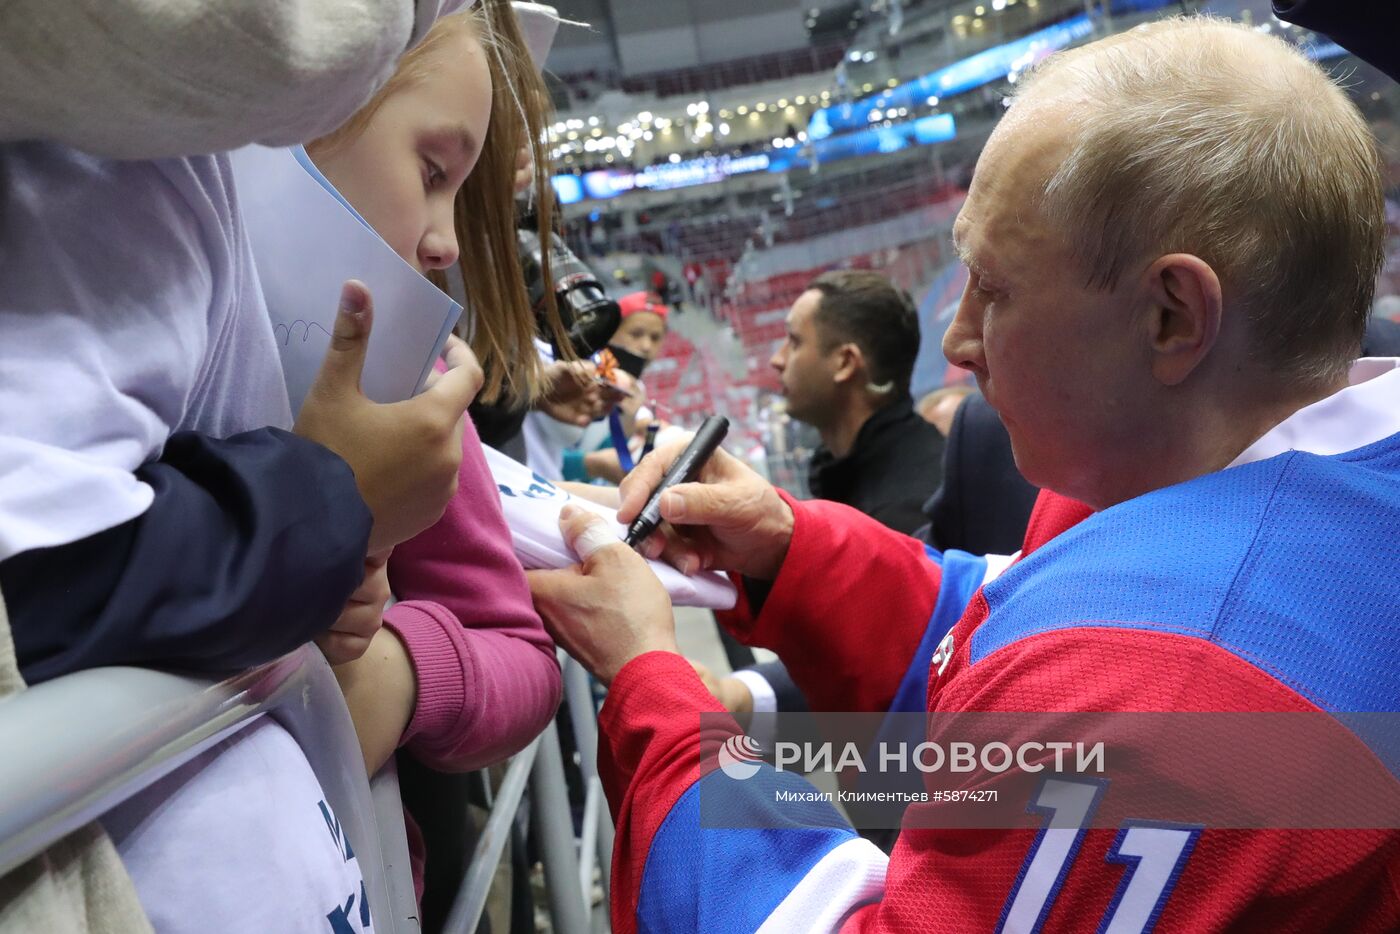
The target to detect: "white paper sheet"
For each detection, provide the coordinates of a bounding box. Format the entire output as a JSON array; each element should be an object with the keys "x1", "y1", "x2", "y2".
[
  {"x1": 484, "y1": 445, "x2": 738, "y2": 610},
  {"x1": 229, "y1": 144, "x2": 461, "y2": 413}
]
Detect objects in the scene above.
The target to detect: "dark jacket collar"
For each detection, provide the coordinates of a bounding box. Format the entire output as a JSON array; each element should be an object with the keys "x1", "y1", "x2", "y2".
[{"x1": 808, "y1": 394, "x2": 917, "y2": 494}]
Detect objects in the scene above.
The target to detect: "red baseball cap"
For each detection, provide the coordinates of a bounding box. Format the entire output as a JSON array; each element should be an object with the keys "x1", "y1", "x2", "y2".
[{"x1": 618, "y1": 291, "x2": 671, "y2": 320}]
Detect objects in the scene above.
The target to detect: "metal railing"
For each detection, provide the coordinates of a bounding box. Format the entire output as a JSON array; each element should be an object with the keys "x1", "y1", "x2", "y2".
[{"x1": 442, "y1": 652, "x2": 615, "y2": 934}]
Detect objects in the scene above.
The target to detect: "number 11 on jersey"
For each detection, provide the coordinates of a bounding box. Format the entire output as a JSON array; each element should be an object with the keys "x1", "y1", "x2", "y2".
[{"x1": 997, "y1": 778, "x2": 1202, "y2": 934}]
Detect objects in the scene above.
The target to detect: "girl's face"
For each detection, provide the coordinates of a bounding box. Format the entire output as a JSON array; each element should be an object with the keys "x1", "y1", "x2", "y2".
[
  {"x1": 612, "y1": 312, "x2": 668, "y2": 362},
  {"x1": 313, "y1": 26, "x2": 492, "y2": 273}
]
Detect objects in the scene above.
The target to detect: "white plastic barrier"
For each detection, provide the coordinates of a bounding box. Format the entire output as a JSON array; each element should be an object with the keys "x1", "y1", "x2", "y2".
[{"x1": 0, "y1": 646, "x2": 420, "y2": 933}]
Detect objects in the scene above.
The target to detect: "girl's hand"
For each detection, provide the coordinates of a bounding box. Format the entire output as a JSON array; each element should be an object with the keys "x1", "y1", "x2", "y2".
[
  {"x1": 295, "y1": 281, "x2": 483, "y2": 553},
  {"x1": 316, "y1": 549, "x2": 393, "y2": 665},
  {"x1": 538, "y1": 360, "x2": 607, "y2": 427}
]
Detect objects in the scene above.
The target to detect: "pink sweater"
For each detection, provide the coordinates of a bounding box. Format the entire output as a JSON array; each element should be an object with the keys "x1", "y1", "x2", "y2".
[{"x1": 384, "y1": 414, "x2": 562, "y2": 895}]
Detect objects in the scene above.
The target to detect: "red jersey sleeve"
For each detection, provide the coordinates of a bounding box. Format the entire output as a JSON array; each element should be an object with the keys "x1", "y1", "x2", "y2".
[{"x1": 716, "y1": 492, "x2": 941, "y2": 713}]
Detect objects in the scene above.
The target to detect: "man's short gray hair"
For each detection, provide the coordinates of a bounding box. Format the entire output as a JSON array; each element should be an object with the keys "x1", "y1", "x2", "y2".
[{"x1": 1013, "y1": 16, "x2": 1384, "y2": 384}]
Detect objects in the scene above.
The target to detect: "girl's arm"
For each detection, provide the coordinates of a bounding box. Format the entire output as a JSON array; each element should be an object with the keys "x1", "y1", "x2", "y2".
[{"x1": 383, "y1": 418, "x2": 562, "y2": 772}]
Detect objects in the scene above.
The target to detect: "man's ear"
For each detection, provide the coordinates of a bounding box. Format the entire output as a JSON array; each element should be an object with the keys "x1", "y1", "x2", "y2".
[
  {"x1": 831, "y1": 342, "x2": 865, "y2": 386},
  {"x1": 1145, "y1": 253, "x2": 1223, "y2": 386}
]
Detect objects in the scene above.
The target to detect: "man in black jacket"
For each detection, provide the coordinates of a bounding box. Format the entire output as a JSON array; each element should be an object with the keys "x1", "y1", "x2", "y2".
[
  {"x1": 700, "y1": 272, "x2": 944, "y2": 721},
  {"x1": 771, "y1": 269, "x2": 945, "y2": 532},
  {"x1": 919, "y1": 392, "x2": 1039, "y2": 556}
]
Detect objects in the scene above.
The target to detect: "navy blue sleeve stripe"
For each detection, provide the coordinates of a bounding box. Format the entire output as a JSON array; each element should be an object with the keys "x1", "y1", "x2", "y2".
[{"x1": 3, "y1": 428, "x2": 370, "y2": 682}]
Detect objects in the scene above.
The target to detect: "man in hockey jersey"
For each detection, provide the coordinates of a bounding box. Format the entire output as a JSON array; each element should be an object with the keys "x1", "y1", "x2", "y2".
[{"x1": 528, "y1": 17, "x2": 1400, "y2": 933}]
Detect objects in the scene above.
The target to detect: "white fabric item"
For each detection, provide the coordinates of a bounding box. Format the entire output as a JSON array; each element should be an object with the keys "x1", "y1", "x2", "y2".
[
  {"x1": 0, "y1": 591, "x2": 153, "y2": 933},
  {"x1": 485, "y1": 445, "x2": 737, "y2": 609},
  {"x1": 754, "y1": 837, "x2": 888, "y2": 933},
  {"x1": 731, "y1": 668, "x2": 779, "y2": 716},
  {"x1": 982, "y1": 551, "x2": 1019, "y2": 584},
  {"x1": 104, "y1": 717, "x2": 374, "y2": 934},
  {"x1": 0, "y1": 0, "x2": 466, "y2": 159},
  {"x1": 0, "y1": 146, "x2": 291, "y2": 560},
  {"x1": 521, "y1": 339, "x2": 585, "y2": 480},
  {"x1": 523, "y1": 410, "x2": 588, "y2": 481},
  {"x1": 1229, "y1": 358, "x2": 1400, "y2": 467},
  {"x1": 730, "y1": 667, "x2": 780, "y2": 750}
]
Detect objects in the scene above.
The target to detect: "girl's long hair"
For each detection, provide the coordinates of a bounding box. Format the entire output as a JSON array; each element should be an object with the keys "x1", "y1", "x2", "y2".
[{"x1": 434, "y1": 0, "x2": 571, "y2": 405}]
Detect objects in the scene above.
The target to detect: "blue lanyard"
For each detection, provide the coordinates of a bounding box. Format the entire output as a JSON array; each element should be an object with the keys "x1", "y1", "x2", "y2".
[{"x1": 608, "y1": 408, "x2": 635, "y2": 475}]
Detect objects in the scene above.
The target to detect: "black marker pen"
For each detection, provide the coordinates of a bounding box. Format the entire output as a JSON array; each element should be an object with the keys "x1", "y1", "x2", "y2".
[{"x1": 623, "y1": 415, "x2": 729, "y2": 549}]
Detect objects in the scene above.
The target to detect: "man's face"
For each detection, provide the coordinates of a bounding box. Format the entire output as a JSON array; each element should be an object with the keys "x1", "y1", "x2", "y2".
[
  {"x1": 770, "y1": 289, "x2": 840, "y2": 426},
  {"x1": 942, "y1": 108, "x2": 1154, "y2": 505}
]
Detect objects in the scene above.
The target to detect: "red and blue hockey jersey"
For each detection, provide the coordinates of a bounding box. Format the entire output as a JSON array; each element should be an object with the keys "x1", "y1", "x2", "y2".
[{"x1": 596, "y1": 360, "x2": 1400, "y2": 933}]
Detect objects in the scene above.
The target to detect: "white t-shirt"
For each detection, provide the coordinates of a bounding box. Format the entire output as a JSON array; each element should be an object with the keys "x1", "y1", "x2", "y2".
[{"x1": 103, "y1": 717, "x2": 374, "y2": 934}]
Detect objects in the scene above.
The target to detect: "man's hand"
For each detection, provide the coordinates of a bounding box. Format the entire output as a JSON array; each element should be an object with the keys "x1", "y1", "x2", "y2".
[
  {"x1": 537, "y1": 360, "x2": 608, "y2": 427},
  {"x1": 689, "y1": 660, "x2": 755, "y2": 720},
  {"x1": 617, "y1": 440, "x2": 794, "y2": 580},
  {"x1": 295, "y1": 280, "x2": 483, "y2": 553},
  {"x1": 527, "y1": 505, "x2": 679, "y2": 685},
  {"x1": 316, "y1": 549, "x2": 392, "y2": 665}
]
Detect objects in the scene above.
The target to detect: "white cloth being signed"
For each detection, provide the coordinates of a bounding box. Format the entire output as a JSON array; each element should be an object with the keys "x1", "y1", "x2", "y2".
[{"x1": 485, "y1": 446, "x2": 737, "y2": 610}]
